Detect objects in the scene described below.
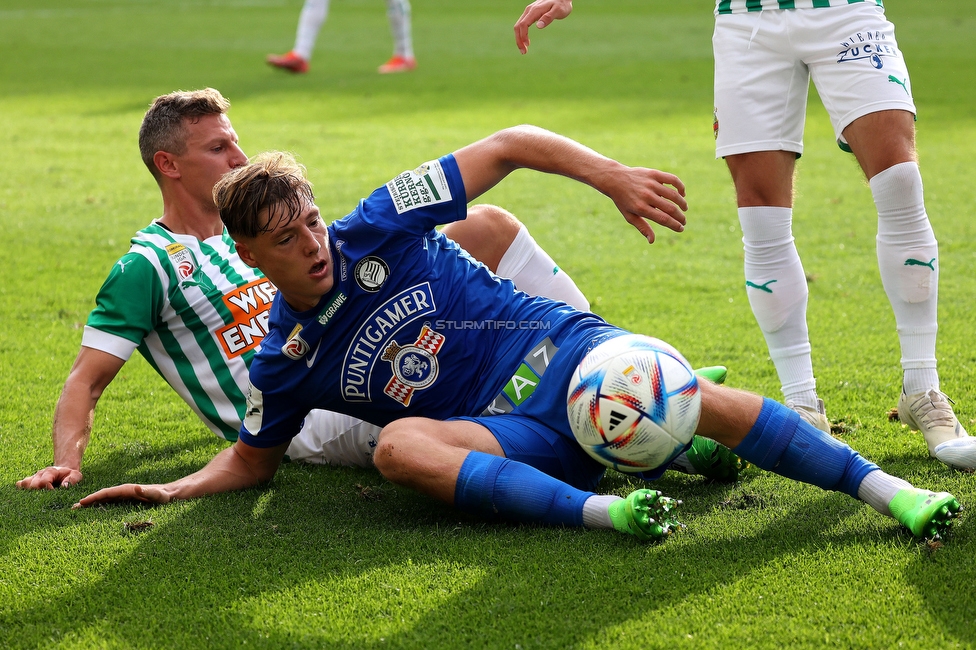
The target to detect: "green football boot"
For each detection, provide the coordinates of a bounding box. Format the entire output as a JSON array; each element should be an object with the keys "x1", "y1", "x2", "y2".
[
  {"x1": 693, "y1": 365, "x2": 728, "y2": 384},
  {"x1": 608, "y1": 489, "x2": 683, "y2": 541},
  {"x1": 889, "y1": 488, "x2": 963, "y2": 540},
  {"x1": 683, "y1": 436, "x2": 748, "y2": 482}
]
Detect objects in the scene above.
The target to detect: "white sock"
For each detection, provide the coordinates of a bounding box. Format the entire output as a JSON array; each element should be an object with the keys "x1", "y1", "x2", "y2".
[
  {"x1": 581, "y1": 494, "x2": 621, "y2": 529},
  {"x1": 293, "y1": 0, "x2": 329, "y2": 61},
  {"x1": 386, "y1": 0, "x2": 414, "y2": 59},
  {"x1": 872, "y1": 161, "x2": 940, "y2": 396},
  {"x1": 496, "y1": 224, "x2": 590, "y2": 312},
  {"x1": 857, "y1": 469, "x2": 911, "y2": 517},
  {"x1": 739, "y1": 206, "x2": 817, "y2": 408}
]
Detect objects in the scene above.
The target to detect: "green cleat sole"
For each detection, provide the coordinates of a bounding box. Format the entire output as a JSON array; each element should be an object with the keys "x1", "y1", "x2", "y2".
[
  {"x1": 889, "y1": 489, "x2": 963, "y2": 540},
  {"x1": 608, "y1": 489, "x2": 684, "y2": 541}
]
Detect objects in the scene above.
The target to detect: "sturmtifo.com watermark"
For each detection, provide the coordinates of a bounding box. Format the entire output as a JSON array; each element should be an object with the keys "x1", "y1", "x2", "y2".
[{"x1": 433, "y1": 320, "x2": 552, "y2": 330}]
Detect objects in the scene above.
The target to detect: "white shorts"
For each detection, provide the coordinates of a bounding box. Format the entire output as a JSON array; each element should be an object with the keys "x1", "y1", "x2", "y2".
[
  {"x1": 713, "y1": 3, "x2": 916, "y2": 158},
  {"x1": 285, "y1": 410, "x2": 380, "y2": 467}
]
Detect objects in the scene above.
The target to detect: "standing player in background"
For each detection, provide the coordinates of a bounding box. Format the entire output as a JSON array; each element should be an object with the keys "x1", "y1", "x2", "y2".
[
  {"x1": 267, "y1": 0, "x2": 416, "y2": 74},
  {"x1": 514, "y1": 0, "x2": 976, "y2": 471}
]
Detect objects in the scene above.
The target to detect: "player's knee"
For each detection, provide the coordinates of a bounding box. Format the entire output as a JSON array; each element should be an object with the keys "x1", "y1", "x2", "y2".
[
  {"x1": 443, "y1": 204, "x2": 522, "y2": 273},
  {"x1": 373, "y1": 418, "x2": 426, "y2": 476}
]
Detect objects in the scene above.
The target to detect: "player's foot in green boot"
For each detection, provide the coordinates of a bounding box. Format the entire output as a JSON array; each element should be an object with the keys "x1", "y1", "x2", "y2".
[
  {"x1": 681, "y1": 436, "x2": 748, "y2": 482},
  {"x1": 608, "y1": 489, "x2": 683, "y2": 541},
  {"x1": 694, "y1": 365, "x2": 727, "y2": 384},
  {"x1": 889, "y1": 488, "x2": 963, "y2": 540}
]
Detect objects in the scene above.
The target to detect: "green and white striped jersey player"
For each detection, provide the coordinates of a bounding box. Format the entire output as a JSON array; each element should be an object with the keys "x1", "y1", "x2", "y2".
[
  {"x1": 714, "y1": 0, "x2": 882, "y2": 15},
  {"x1": 84, "y1": 222, "x2": 378, "y2": 466}
]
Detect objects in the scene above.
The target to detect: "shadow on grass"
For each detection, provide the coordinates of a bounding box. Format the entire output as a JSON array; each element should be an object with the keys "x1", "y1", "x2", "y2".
[{"x1": 5, "y1": 457, "x2": 971, "y2": 649}]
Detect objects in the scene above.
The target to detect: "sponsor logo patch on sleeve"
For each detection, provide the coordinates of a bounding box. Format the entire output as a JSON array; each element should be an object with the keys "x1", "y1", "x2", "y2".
[{"x1": 385, "y1": 160, "x2": 452, "y2": 214}]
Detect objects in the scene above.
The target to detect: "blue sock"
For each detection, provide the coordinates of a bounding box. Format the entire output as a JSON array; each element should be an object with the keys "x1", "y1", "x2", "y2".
[
  {"x1": 733, "y1": 398, "x2": 879, "y2": 498},
  {"x1": 454, "y1": 451, "x2": 595, "y2": 527}
]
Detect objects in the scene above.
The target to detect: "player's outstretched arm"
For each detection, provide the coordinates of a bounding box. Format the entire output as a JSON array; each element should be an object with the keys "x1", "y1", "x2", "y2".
[
  {"x1": 72, "y1": 440, "x2": 289, "y2": 509},
  {"x1": 16, "y1": 347, "x2": 126, "y2": 490},
  {"x1": 453, "y1": 125, "x2": 687, "y2": 244},
  {"x1": 514, "y1": 0, "x2": 573, "y2": 54}
]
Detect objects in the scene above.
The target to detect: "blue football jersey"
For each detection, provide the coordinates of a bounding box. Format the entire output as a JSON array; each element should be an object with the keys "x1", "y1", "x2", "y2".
[{"x1": 240, "y1": 154, "x2": 601, "y2": 448}]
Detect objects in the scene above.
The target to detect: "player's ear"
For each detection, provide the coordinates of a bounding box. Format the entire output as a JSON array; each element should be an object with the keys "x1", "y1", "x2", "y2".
[
  {"x1": 235, "y1": 240, "x2": 258, "y2": 268},
  {"x1": 153, "y1": 151, "x2": 180, "y2": 179}
]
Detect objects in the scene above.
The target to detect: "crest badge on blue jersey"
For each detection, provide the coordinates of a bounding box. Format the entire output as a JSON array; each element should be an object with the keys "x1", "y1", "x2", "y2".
[
  {"x1": 355, "y1": 256, "x2": 390, "y2": 292},
  {"x1": 381, "y1": 324, "x2": 445, "y2": 406}
]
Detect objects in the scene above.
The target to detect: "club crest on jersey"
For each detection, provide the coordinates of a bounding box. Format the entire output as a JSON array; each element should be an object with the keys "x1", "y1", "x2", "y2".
[
  {"x1": 342, "y1": 282, "x2": 437, "y2": 402},
  {"x1": 165, "y1": 242, "x2": 196, "y2": 281},
  {"x1": 355, "y1": 256, "x2": 390, "y2": 292},
  {"x1": 282, "y1": 323, "x2": 311, "y2": 360},
  {"x1": 385, "y1": 159, "x2": 452, "y2": 214},
  {"x1": 381, "y1": 325, "x2": 445, "y2": 406}
]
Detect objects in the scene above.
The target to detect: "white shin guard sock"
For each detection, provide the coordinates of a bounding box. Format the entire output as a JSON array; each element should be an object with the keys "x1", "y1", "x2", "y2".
[
  {"x1": 739, "y1": 206, "x2": 817, "y2": 407},
  {"x1": 294, "y1": 0, "x2": 329, "y2": 60},
  {"x1": 872, "y1": 162, "x2": 940, "y2": 395},
  {"x1": 496, "y1": 224, "x2": 590, "y2": 312}
]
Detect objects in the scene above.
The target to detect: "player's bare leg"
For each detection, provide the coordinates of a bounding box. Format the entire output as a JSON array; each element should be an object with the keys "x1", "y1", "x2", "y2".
[{"x1": 374, "y1": 417, "x2": 678, "y2": 540}]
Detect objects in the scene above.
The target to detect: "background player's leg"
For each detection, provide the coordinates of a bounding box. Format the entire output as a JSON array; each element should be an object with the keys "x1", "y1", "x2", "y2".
[
  {"x1": 294, "y1": 0, "x2": 329, "y2": 61},
  {"x1": 726, "y1": 152, "x2": 827, "y2": 431},
  {"x1": 266, "y1": 0, "x2": 327, "y2": 72},
  {"x1": 843, "y1": 111, "x2": 974, "y2": 469},
  {"x1": 378, "y1": 0, "x2": 416, "y2": 73}
]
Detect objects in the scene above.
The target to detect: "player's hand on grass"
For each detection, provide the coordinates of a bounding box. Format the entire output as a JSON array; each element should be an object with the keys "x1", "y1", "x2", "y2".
[
  {"x1": 16, "y1": 465, "x2": 84, "y2": 490},
  {"x1": 72, "y1": 484, "x2": 172, "y2": 509},
  {"x1": 515, "y1": 0, "x2": 573, "y2": 54},
  {"x1": 604, "y1": 167, "x2": 688, "y2": 243}
]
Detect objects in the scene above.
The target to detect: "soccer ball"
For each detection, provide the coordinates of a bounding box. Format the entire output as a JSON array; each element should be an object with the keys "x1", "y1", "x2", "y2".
[{"x1": 566, "y1": 334, "x2": 701, "y2": 473}]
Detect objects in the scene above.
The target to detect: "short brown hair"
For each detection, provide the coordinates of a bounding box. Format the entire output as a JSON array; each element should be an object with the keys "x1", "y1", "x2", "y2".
[
  {"x1": 213, "y1": 151, "x2": 316, "y2": 239},
  {"x1": 138, "y1": 88, "x2": 231, "y2": 181}
]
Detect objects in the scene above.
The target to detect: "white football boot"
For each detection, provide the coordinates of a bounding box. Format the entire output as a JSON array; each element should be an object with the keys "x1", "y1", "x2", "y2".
[
  {"x1": 898, "y1": 389, "x2": 976, "y2": 471},
  {"x1": 786, "y1": 398, "x2": 830, "y2": 434}
]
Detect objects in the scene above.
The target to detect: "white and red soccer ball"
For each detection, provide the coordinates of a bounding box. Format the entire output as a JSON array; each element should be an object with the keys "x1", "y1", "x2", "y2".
[{"x1": 567, "y1": 334, "x2": 701, "y2": 473}]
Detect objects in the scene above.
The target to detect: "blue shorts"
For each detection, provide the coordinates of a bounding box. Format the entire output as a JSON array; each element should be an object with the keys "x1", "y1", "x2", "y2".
[{"x1": 454, "y1": 321, "x2": 654, "y2": 492}]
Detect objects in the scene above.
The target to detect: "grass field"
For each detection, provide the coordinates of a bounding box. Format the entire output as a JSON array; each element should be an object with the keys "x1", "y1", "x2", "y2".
[{"x1": 1, "y1": 1, "x2": 975, "y2": 648}]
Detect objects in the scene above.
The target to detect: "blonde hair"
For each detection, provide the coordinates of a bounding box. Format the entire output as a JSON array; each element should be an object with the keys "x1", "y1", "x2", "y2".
[{"x1": 213, "y1": 151, "x2": 315, "y2": 239}]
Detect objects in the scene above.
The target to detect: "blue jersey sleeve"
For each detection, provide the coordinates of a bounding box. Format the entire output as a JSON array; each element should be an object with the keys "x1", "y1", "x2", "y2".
[{"x1": 359, "y1": 154, "x2": 468, "y2": 235}]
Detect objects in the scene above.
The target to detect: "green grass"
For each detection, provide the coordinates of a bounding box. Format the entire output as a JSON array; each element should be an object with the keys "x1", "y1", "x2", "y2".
[{"x1": 2, "y1": 0, "x2": 976, "y2": 648}]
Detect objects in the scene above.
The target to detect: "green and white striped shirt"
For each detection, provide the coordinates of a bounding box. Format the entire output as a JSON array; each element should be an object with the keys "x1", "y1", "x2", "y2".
[
  {"x1": 83, "y1": 222, "x2": 275, "y2": 441},
  {"x1": 716, "y1": 0, "x2": 883, "y2": 15}
]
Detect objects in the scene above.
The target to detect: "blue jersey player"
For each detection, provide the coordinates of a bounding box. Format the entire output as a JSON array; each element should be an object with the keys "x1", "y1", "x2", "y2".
[{"x1": 74, "y1": 126, "x2": 961, "y2": 541}]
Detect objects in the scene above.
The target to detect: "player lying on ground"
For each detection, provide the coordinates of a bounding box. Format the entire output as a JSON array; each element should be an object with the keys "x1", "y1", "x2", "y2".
[
  {"x1": 15, "y1": 89, "x2": 598, "y2": 490},
  {"x1": 73, "y1": 125, "x2": 961, "y2": 541},
  {"x1": 513, "y1": 0, "x2": 975, "y2": 472},
  {"x1": 17, "y1": 88, "x2": 732, "y2": 492}
]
